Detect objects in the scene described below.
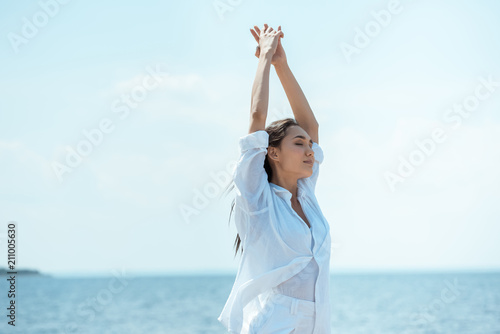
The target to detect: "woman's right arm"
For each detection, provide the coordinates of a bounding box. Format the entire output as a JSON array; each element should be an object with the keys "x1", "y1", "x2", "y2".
[
  {"x1": 233, "y1": 130, "x2": 270, "y2": 215},
  {"x1": 248, "y1": 24, "x2": 283, "y2": 134},
  {"x1": 248, "y1": 53, "x2": 273, "y2": 134},
  {"x1": 232, "y1": 25, "x2": 282, "y2": 216}
]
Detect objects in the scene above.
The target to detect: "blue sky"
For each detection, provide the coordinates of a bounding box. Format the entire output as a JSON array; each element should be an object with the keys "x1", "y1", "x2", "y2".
[{"x1": 1, "y1": 0, "x2": 499, "y2": 277}]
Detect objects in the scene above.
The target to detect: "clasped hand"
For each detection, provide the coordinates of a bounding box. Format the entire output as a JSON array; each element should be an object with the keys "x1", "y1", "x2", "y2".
[{"x1": 250, "y1": 23, "x2": 287, "y2": 66}]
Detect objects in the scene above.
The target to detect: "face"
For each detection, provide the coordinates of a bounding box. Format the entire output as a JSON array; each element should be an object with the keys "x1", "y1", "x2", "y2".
[{"x1": 268, "y1": 125, "x2": 315, "y2": 179}]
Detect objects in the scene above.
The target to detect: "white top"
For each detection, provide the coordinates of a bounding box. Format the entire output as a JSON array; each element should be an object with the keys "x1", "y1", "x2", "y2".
[
  {"x1": 274, "y1": 182, "x2": 319, "y2": 302},
  {"x1": 274, "y1": 255, "x2": 319, "y2": 302},
  {"x1": 217, "y1": 130, "x2": 332, "y2": 334}
]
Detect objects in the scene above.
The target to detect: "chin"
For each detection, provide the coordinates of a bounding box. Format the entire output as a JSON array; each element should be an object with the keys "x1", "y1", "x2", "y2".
[{"x1": 301, "y1": 169, "x2": 313, "y2": 178}]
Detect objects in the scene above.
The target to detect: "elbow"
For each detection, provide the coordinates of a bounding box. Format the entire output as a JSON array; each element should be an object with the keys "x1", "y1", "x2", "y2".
[
  {"x1": 250, "y1": 110, "x2": 267, "y2": 121},
  {"x1": 305, "y1": 121, "x2": 319, "y2": 133}
]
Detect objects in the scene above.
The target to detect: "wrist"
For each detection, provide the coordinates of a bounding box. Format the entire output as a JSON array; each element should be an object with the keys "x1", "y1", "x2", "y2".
[
  {"x1": 259, "y1": 51, "x2": 274, "y2": 60},
  {"x1": 273, "y1": 61, "x2": 289, "y2": 71},
  {"x1": 258, "y1": 53, "x2": 273, "y2": 65}
]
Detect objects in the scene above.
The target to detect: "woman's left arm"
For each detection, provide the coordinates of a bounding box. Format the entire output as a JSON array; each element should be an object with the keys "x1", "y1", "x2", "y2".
[{"x1": 274, "y1": 62, "x2": 319, "y2": 144}]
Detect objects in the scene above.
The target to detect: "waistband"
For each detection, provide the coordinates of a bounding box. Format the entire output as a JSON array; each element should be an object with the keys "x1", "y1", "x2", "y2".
[{"x1": 270, "y1": 288, "x2": 315, "y2": 316}]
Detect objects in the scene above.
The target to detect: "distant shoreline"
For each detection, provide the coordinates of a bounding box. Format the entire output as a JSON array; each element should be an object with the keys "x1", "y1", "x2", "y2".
[{"x1": 0, "y1": 268, "x2": 49, "y2": 276}]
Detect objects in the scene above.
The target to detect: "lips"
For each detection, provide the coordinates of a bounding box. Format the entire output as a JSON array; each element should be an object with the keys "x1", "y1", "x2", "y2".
[{"x1": 304, "y1": 159, "x2": 314, "y2": 165}]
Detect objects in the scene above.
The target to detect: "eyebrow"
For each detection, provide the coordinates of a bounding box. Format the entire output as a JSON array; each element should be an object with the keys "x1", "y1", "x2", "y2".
[{"x1": 293, "y1": 135, "x2": 313, "y2": 145}]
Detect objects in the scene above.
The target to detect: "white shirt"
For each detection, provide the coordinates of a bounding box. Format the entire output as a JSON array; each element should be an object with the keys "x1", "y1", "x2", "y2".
[
  {"x1": 218, "y1": 130, "x2": 332, "y2": 334},
  {"x1": 274, "y1": 253, "x2": 319, "y2": 302}
]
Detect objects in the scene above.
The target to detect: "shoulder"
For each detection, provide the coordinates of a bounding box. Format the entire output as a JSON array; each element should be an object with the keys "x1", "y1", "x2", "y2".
[{"x1": 238, "y1": 130, "x2": 269, "y2": 151}]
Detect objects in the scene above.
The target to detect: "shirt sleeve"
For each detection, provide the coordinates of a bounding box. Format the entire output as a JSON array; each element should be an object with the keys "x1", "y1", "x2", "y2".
[
  {"x1": 300, "y1": 141, "x2": 324, "y2": 193},
  {"x1": 232, "y1": 130, "x2": 270, "y2": 215}
]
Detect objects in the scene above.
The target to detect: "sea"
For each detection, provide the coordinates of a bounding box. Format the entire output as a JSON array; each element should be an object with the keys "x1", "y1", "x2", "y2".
[{"x1": 1, "y1": 271, "x2": 499, "y2": 333}]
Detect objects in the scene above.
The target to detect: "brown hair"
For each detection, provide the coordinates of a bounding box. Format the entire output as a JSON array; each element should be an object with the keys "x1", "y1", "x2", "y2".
[{"x1": 222, "y1": 118, "x2": 300, "y2": 258}]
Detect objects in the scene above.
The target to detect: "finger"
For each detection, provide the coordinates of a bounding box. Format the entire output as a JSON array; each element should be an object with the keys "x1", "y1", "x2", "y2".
[
  {"x1": 264, "y1": 23, "x2": 268, "y2": 32},
  {"x1": 250, "y1": 29, "x2": 259, "y2": 43},
  {"x1": 254, "y1": 25, "x2": 261, "y2": 35},
  {"x1": 277, "y1": 25, "x2": 284, "y2": 38}
]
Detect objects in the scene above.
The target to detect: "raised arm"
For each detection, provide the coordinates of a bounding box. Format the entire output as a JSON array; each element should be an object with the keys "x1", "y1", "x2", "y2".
[
  {"x1": 274, "y1": 62, "x2": 319, "y2": 144},
  {"x1": 248, "y1": 24, "x2": 283, "y2": 134},
  {"x1": 250, "y1": 25, "x2": 319, "y2": 143},
  {"x1": 248, "y1": 55, "x2": 271, "y2": 134}
]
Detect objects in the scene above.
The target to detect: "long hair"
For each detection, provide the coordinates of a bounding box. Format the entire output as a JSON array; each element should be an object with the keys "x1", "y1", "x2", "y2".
[{"x1": 222, "y1": 117, "x2": 300, "y2": 258}]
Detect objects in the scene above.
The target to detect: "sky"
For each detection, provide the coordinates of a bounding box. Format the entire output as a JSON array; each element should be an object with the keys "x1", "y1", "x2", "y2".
[{"x1": 0, "y1": 0, "x2": 499, "y2": 277}]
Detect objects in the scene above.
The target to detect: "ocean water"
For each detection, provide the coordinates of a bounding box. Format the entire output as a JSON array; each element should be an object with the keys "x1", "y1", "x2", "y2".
[{"x1": 1, "y1": 271, "x2": 499, "y2": 333}]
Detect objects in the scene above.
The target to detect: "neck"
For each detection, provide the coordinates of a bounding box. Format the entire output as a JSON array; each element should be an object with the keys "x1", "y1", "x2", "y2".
[{"x1": 270, "y1": 177, "x2": 299, "y2": 201}]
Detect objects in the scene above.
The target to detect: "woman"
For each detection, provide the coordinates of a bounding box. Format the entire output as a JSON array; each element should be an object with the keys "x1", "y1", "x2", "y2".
[{"x1": 218, "y1": 24, "x2": 332, "y2": 334}]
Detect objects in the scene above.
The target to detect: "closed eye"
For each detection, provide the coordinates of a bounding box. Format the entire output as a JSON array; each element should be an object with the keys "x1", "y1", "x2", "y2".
[{"x1": 296, "y1": 143, "x2": 313, "y2": 149}]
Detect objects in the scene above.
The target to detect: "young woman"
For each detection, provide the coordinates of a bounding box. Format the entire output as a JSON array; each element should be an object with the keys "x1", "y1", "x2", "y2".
[{"x1": 218, "y1": 24, "x2": 332, "y2": 334}]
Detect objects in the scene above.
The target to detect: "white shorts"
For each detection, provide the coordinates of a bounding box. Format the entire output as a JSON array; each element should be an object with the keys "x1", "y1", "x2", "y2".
[{"x1": 248, "y1": 289, "x2": 316, "y2": 334}]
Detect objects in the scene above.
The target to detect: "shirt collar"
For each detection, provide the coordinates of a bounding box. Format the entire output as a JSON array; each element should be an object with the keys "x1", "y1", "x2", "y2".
[{"x1": 269, "y1": 181, "x2": 307, "y2": 202}]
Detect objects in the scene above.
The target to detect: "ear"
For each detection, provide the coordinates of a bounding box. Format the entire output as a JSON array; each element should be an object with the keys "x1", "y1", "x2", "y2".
[{"x1": 267, "y1": 146, "x2": 279, "y2": 161}]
